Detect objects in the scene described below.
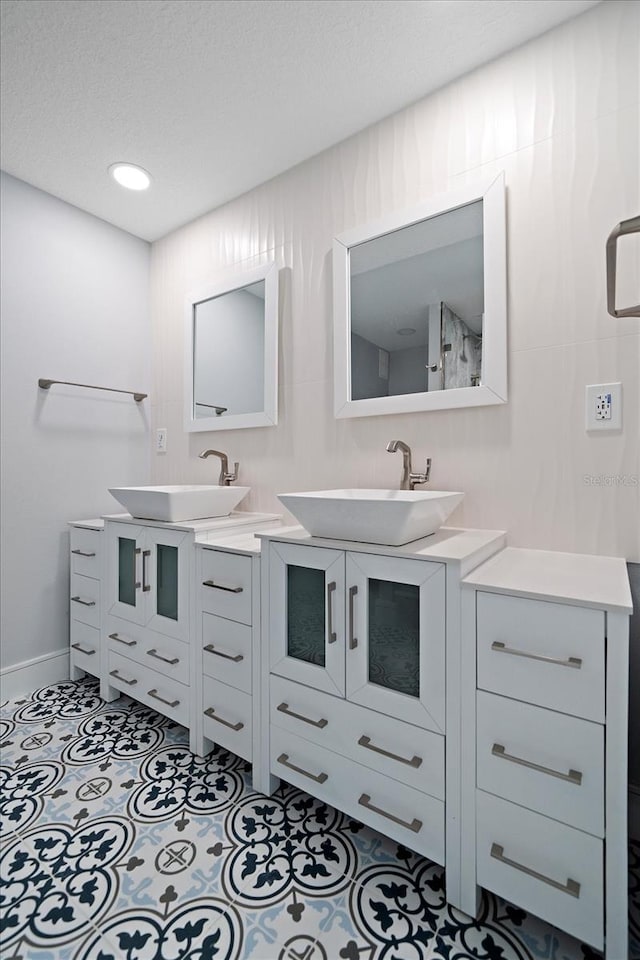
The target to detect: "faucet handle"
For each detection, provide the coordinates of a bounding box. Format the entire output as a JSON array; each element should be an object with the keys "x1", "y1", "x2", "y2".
[
  {"x1": 224, "y1": 462, "x2": 239, "y2": 484},
  {"x1": 409, "y1": 458, "x2": 431, "y2": 489}
]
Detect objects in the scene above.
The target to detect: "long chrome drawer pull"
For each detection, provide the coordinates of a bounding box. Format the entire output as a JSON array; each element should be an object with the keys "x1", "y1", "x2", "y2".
[
  {"x1": 71, "y1": 596, "x2": 96, "y2": 607},
  {"x1": 492, "y1": 743, "x2": 582, "y2": 785},
  {"x1": 202, "y1": 579, "x2": 243, "y2": 594},
  {"x1": 203, "y1": 644, "x2": 243, "y2": 663},
  {"x1": 71, "y1": 549, "x2": 96, "y2": 557},
  {"x1": 358, "y1": 735, "x2": 422, "y2": 769},
  {"x1": 491, "y1": 641, "x2": 582, "y2": 669},
  {"x1": 203, "y1": 707, "x2": 243, "y2": 731},
  {"x1": 358, "y1": 793, "x2": 422, "y2": 833},
  {"x1": 277, "y1": 753, "x2": 328, "y2": 784},
  {"x1": 490, "y1": 843, "x2": 580, "y2": 898},
  {"x1": 327, "y1": 581, "x2": 337, "y2": 643},
  {"x1": 149, "y1": 689, "x2": 179, "y2": 708},
  {"x1": 109, "y1": 632, "x2": 137, "y2": 647},
  {"x1": 147, "y1": 648, "x2": 179, "y2": 666},
  {"x1": 71, "y1": 643, "x2": 96, "y2": 655},
  {"x1": 348, "y1": 585, "x2": 358, "y2": 649},
  {"x1": 277, "y1": 702, "x2": 328, "y2": 729},
  {"x1": 142, "y1": 549, "x2": 151, "y2": 593},
  {"x1": 109, "y1": 669, "x2": 137, "y2": 686}
]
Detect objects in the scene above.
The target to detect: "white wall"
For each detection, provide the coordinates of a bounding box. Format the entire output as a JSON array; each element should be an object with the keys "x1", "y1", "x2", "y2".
[
  {"x1": 149, "y1": 1, "x2": 639, "y2": 564},
  {"x1": 0, "y1": 173, "x2": 151, "y2": 681}
]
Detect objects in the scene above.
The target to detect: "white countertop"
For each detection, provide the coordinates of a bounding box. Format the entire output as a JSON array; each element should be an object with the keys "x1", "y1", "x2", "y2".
[
  {"x1": 462, "y1": 546, "x2": 632, "y2": 613},
  {"x1": 195, "y1": 525, "x2": 285, "y2": 556},
  {"x1": 101, "y1": 511, "x2": 280, "y2": 533},
  {"x1": 257, "y1": 525, "x2": 507, "y2": 575}
]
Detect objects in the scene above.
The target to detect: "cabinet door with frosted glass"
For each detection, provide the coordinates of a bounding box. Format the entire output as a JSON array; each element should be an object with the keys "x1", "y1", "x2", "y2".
[
  {"x1": 345, "y1": 553, "x2": 445, "y2": 732},
  {"x1": 144, "y1": 528, "x2": 191, "y2": 640},
  {"x1": 269, "y1": 542, "x2": 345, "y2": 696},
  {"x1": 107, "y1": 523, "x2": 146, "y2": 625}
]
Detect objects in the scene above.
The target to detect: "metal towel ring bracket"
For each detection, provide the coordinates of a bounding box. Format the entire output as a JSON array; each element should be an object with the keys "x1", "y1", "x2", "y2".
[{"x1": 606, "y1": 215, "x2": 640, "y2": 318}]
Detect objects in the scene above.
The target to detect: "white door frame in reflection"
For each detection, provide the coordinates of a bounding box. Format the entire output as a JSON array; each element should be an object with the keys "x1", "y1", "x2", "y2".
[
  {"x1": 333, "y1": 172, "x2": 506, "y2": 417},
  {"x1": 184, "y1": 260, "x2": 279, "y2": 432}
]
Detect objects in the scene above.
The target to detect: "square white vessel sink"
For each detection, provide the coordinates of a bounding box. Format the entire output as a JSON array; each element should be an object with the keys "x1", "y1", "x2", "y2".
[
  {"x1": 277, "y1": 488, "x2": 464, "y2": 546},
  {"x1": 108, "y1": 485, "x2": 250, "y2": 522}
]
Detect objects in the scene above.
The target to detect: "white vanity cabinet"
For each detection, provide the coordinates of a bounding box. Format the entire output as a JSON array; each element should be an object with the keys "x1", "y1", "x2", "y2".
[
  {"x1": 268, "y1": 542, "x2": 446, "y2": 732},
  {"x1": 69, "y1": 519, "x2": 104, "y2": 680},
  {"x1": 259, "y1": 526, "x2": 506, "y2": 897},
  {"x1": 102, "y1": 512, "x2": 279, "y2": 745},
  {"x1": 460, "y1": 548, "x2": 632, "y2": 960},
  {"x1": 193, "y1": 533, "x2": 268, "y2": 770}
]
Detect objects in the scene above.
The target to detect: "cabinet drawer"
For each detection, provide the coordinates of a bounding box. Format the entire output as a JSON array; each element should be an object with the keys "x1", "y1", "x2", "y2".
[
  {"x1": 202, "y1": 613, "x2": 251, "y2": 694},
  {"x1": 202, "y1": 675, "x2": 252, "y2": 761},
  {"x1": 70, "y1": 527, "x2": 102, "y2": 578},
  {"x1": 270, "y1": 675, "x2": 444, "y2": 799},
  {"x1": 271, "y1": 725, "x2": 444, "y2": 865},
  {"x1": 476, "y1": 791, "x2": 603, "y2": 949},
  {"x1": 70, "y1": 573, "x2": 100, "y2": 628},
  {"x1": 476, "y1": 593, "x2": 605, "y2": 722},
  {"x1": 70, "y1": 620, "x2": 100, "y2": 676},
  {"x1": 106, "y1": 617, "x2": 189, "y2": 685},
  {"x1": 476, "y1": 691, "x2": 604, "y2": 836},
  {"x1": 107, "y1": 649, "x2": 189, "y2": 727},
  {"x1": 200, "y1": 550, "x2": 252, "y2": 624}
]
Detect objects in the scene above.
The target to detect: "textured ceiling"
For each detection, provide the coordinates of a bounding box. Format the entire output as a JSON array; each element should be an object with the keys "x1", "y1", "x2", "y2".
[{"x1": 0, "y1": 0, "x2": 598, "y2": 241}]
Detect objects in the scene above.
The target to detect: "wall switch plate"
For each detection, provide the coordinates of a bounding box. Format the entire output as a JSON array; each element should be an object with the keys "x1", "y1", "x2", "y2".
[
  {"x1": 585, "y1": 383, "x2": 622, "y2": 431},
  {"x1": 155, "y1": 427, "x2": 167, "y2": 453}
]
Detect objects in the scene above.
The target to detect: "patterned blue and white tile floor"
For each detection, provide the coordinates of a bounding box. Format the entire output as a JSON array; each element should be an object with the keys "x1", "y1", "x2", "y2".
[{"x1": 1, "y1": 677, "x2": 638, "y2": 960}]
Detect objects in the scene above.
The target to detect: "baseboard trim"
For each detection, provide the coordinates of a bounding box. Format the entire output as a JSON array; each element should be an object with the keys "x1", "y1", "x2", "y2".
[
  {"x1": 630, "y1": 784, "x2": 640, "y2": 840},
  {"x1": 0, "y1": 648, "x2": 70, "y2": 702}
]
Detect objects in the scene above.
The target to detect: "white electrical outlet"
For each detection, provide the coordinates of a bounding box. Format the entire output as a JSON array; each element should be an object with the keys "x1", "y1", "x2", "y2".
[
  {"x1": 595, "y1": 393, "x2": 612, "y2": 420},
  {"x1": 585, "y1": 383, "x2": 622, "y2": 431},
  {"x1": 156, "y1": 428, "x2": 167, "y2": 453}
]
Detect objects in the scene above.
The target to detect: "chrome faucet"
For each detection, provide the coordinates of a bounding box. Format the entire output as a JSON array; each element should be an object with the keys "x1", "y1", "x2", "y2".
[
  {"x1": 199, "y1": 449, "x2": 239, "y2": 486},
  {"x1": 386, "y1": 440, "x2": 431, "y2": 490}
]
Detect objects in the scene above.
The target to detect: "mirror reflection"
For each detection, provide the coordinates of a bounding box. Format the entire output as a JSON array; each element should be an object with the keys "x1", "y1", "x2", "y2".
[
  {"x1": 193, "y1": 281, "x2": 265, "y2": 419},
  {"x1": 350, "y1": 200, "x2": 484, "y2": 400},
  {"x1": 185, "y1": 260, "x2": 278, "y2": 432}
]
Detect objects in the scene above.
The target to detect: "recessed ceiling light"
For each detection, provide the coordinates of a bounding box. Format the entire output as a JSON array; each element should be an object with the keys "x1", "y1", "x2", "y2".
[
  {"x1": 397, "y1": 327, "x2": 416, "y2": 336},
  {"x1": 108, "y1": 163, "x2": 151, "y2": 191}
]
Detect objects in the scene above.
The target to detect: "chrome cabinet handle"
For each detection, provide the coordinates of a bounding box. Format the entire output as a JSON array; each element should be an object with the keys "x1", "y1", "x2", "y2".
[
  {"x1": 203, "y1": 707, "x2": 243, "y2": 731},
  {"x1": 147, "y1": 648, "x2": 179, "y2": 666},
  {"x1": 134, "y1": 546, "x2": 141, "y2": 590},
  {"x1": 277, "y1": 753, "x2": 328, "y2": 784},
  {"x1": 277, "y1": 702, "x2": 328, "y2": 729},
  {"x1": 606, "y1": 215, "x2": 640, "y2": 318},
  {"x1": 490, "y1": 843, "x2": 580, "y2": 898},
  {"x1": 327, "y1": 580, "x2": 337, "y2": 643},
  {"x1": 142, "y1": 549, "x2": 151, "y2": 592},
  {"x1": 358, "y1": 734, "x2": 422, "y2": 769},
  {"x1": 71, "y1": 642, "x2": 96, "y2": 655},
  {"x1": 491, "y1": 641, "x2": 582, "y2": 669},
  {"x1": 358, "y1": 793, "x2": 422, "y2": 833},
  {"x1": 109, "y1": 668, "x2": 137, "y2": 686},
  {"x1": 109, "y1": 632, "x2": 136, "y2": 648},
  {"x1": 348, "y1": 585, "x2": 358, "y2": 649},
  {"x1": 202, "y1": 579, "x2": 243, "y2": 594},
  {"x1": 203, "y1": 643, "x2": 243, "y2": 663},
  {"x1": 149, "y1": 688, "x2": 179, "y2": 708},
  {"x1": 71, "y1": 596, "x2": 96, "y2": 607},
  {"x1": 492, "y1": 743, "x2": 582, "y2": 785},
  {"x1": 71, "y1": 549, "x2": 96, "y2": 557}
]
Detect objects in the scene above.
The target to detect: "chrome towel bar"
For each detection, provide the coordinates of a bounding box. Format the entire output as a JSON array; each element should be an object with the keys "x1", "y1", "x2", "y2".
[
  {"x1": 606, "y1": 215, "x2": 640, "y2": 318},
  {"x1": 39, "y1": 379, "x2": 147, "y2": 401}
]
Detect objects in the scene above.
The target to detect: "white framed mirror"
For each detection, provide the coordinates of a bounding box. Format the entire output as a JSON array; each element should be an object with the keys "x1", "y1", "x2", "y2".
[
  {"x1": 333, "y1": 172, "x2": 506, "y2": 418},
  {"x1": 184, "y1": 261, "x2": 278, "y2": 432}
]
